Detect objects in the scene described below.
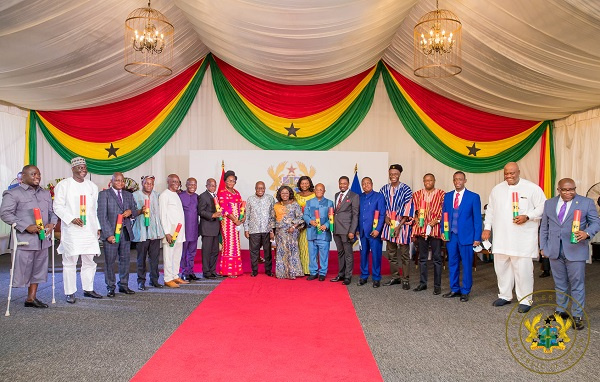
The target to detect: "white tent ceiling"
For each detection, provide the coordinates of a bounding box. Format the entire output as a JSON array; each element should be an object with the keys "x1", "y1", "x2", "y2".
[{"x1": 1, "y1": 0, "x2": 599, "y2": 120}]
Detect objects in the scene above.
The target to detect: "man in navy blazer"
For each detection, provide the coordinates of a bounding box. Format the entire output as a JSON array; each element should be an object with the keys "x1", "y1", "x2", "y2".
[
  {"x1": 357, "y1": 177, "x2": 386, "y2": 288},
  {"x1": 441, "y1": 171, "x2": 482, "y2": 302},
  {"x1": 539, "y1": 178, "x2": 600, "y2": 330},
  {"x1": 98, "y1": 172, "x2": 138, "y2": 296}
]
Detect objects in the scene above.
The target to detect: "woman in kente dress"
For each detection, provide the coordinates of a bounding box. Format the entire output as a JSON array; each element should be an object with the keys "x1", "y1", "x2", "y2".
[
  {"x1": 294, "y1": 176, "x2": 315, "y2": 275},
  {"x1": 274, "y1": 186, "x2": 304, "y2": 279},
  {"x1": 217, "y1": 170, "x2": 245, "y2": 277}
]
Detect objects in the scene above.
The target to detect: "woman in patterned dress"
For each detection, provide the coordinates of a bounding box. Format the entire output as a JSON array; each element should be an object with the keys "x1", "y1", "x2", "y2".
[
  {"x1": 217, "y1": 171, "x2": 245, "y2": 277},
  {"x1": 295, "y1": 176, "x2": 315, "y2": 275},
  {"x1": 274, "y1": 186, "x2": 304, "y2": 279}
]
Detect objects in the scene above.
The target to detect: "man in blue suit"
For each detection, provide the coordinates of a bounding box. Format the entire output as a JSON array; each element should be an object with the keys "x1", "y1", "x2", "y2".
[
  {"x1": 303, "y1": 183, "x2": 334, "y2": 281},
  {"x1": 441, "y1": 171, "x2": 481, "y2": 302},
  {"x1": 539, "y1": 178, "x2": 600, "y2": 330},
  {"x1": 357, "y1": 177, "x2": 386, "y2": 288},
  {"x1": 98, "y1": 172, "x2": 138, "y2": 297}
]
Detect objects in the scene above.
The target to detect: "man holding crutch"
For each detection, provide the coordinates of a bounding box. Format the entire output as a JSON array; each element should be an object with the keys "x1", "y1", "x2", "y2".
[{"x1": 1, "y1": 165, "x2": 57, "y2": 309}]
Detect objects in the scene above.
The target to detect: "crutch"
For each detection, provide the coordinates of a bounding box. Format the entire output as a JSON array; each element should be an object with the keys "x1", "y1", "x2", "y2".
[
  {"x1": 5, "y1": 223, "x2": 29, "y2": 317},
  {"x1": 51, "y1": 229, "x2": 56, "y2": 304}
]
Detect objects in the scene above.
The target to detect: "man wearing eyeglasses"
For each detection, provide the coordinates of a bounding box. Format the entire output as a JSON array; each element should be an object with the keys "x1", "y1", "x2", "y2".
[{"x1": 539, "y1": 178, "x2": 600, "y2": 330}]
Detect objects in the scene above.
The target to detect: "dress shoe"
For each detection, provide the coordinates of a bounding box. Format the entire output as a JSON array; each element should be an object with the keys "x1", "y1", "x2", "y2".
[
  {"x1": 251, "y1": 272, "x2": 258, "y2": 277},
  {"x1": 138, "y1": 282, "x2": 147, "y2": 291},
  {"x1": 24, "y1": 299, "x2": 48, "y2": 308},
  {"x1": 330, "y1": 276, "x2": 344, "y2": 282},
  {"x1": 150, "y1": 281, "x2": 163, "y2": 288},
  {"x1": 443, "y1": 291, "x2": 461, "y2": 298},
  {"x1": 307, "y1": 275, "x2": 318, "y2": 281},
  {"x1": 318, "y1": 275, "x2": 325, "y2": 281},
  {"x1": 539, "y1": 271, "x2": 551, "y2": 278},
  {"x1": 460, "y1": 294, "x2": 469, "y2": 302},
  {"x1": 106, "y1": 290, "x2": 116, "y2": 298},
  {"x1": 174, "y1": 278, "x2": 190, "y2": 284},
  {"x1": 119, "y1": 286, "x2": 136, "y2": 295},
  {"x1": 492, "y1": 298, "x2": 511, "y2": 307},
  {"x1": 358, "y1": 278, "x2": 368, "y2": 286},
  {"x1": 188, "y1": 274, "x2": 199, "y2": 281},
  {"x1": 164, "y1": 280, "x2": 180, "y2": 288},
  {"x1": 518, "y1": 304, "x2": 531, "y2": 313},
  {"x1": 265, "y1": 272, "x2": 274, "y2": 277},
  {"x1": 342, "y1": 278, "x2": 351, "y2": 285},
  {"x1": 181, "y1": 275, "x2": 193, "y2": 282},
  {"x1": 258, "y1": 257, "x2": 266, "y2": 264},
  {"x1": 413, "y1": 284, "x2": 427, "y2": 292},
  {"x1": 373, "y1": 280, "x2": 381, "y2": 288},
  {"x1": 65, "y1": 294, "x2": 76, "y2": 304},
  {"x1": 384, "y1": 278, "x2": 401, "y2": 286},
  {"x1": 433, "y1": 287, "x2": 441, "y2": 295},
  {"x1": 573, "y1": 316, "x2": 584, "y2": 330},
  {"x1": 203, "y1": 273, "x2": 215, "y2": 279},
  {"x1": 402, "y1": 281, "x2": 410, "y2": 290},
  {"x1": 83, "y1": 290, "x2": 103, "y2": 299}
]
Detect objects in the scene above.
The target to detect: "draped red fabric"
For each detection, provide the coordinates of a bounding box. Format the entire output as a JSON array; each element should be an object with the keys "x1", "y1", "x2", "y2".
[
  {"x1": 37, "y1": 60, "x2": 203, "y2": 142},
  {"x1": 385, "y1": 63, "x2": 538, "y2": 141},
  {"x1": 214, "y1": 56, "x2": 372, "y2": 119}
]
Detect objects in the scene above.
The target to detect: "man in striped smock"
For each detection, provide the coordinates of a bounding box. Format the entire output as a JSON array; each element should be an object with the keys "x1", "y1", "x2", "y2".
[{"x1": 380, "y1": 164, "x2": 414, "y2": 290}]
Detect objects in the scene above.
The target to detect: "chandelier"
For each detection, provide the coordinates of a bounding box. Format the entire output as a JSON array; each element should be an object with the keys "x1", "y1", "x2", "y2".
[
  {"x1": 413, "y1": 0, "x2": 462, "y2": 78},
  {"x1": 125, "y1": 1, "x2": 174, "y2": 77}
]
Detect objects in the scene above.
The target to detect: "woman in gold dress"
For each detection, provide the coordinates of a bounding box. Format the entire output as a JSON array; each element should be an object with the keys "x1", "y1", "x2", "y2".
[{"x1": 294, "y1": 176, "x2": 315, "y2": 275}]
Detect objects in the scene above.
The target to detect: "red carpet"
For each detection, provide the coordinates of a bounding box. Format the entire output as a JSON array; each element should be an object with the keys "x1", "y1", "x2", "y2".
[{"x1": 132, "y1": 276, "x2": 383, "y2": 382}]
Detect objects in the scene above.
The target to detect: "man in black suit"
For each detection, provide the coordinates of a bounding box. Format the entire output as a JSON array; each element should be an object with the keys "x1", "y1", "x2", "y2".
[
  {"x1": 198, "y1": 178, "x2": 222, "y2": 279},
  {"x1": 97, "y1": 172, "x2": 138, "y2": 296},
  {"x1": 331, "y1": 176, "x2": 360, "y2": 285}
]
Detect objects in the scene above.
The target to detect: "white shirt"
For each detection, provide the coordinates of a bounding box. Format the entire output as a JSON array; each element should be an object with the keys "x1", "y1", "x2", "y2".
[
  {"x1": 555, "y1": 198, "x2": 573, "y2": 220},
  {"x1": 484, "y1": 178, "x2": 546, "y2": 258},
  {"x1": 159, "y1": 189, "x2": 186, "y2": 243},
  {"x1": 336, "y1": 191, "x2": 347, "y2": 207},
  {"x1": 452, "y1": 189, "x2": 465, "y2": 207}
]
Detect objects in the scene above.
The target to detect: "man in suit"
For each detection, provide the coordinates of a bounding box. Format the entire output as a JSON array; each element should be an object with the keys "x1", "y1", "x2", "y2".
[
  {"x1": 357, "y1": 177, "x2": 385, "y2": 288},
  {"x1": 330, "y1": 176, "x2": 359, "y2": 285},
  {"x1": 441, "y1": 171, "x2": 482, "y2": 302},
  {"x1": 97, "y1": 172, "x2": 138, "y2": 297},
  {"x1": 539, "y1": 178, "x2": 600, "y2": 330},
  {"x1": 0, "y1": 165, "x2": 57, "y2": 308},
  {"x1": 198, "y1": 178, "x2": 222, "y2": 279}
]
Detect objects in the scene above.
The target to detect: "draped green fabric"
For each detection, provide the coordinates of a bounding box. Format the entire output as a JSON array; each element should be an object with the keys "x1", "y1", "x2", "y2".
[
  {"x1": 381, "y1": 67, "x2": 549, "y2": 173},
  {"x1": 210, "y1": 55, "x2": 381, "y2": 150},
  {"x1": 27, "y1": 112, "x2": 37, "y2": 165}
]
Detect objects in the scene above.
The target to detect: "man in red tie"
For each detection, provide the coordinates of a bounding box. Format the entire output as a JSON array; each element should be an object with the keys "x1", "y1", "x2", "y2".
[{"x1": 330, "y1": 176, "x2": 360, "y2": 285}]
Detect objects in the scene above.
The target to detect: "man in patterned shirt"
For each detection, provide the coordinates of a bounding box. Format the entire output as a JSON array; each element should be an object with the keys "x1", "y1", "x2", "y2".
[
  {"x1": 380, "y1": 164, "x2": 414, "y2": 290},
  {"x1": 244, "y1": 181, "x2": 276, "y2": 276}
]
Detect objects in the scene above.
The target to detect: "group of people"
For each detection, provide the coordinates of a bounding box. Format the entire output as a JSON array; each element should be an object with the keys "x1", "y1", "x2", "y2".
[{"x1": 1, "y1": 158, "x2": 598, "y2": 330}]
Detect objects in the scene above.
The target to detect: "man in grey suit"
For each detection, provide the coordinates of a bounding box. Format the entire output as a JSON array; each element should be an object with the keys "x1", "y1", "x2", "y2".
[
  {"x1": 0, "y1": 165, "x2": 57, "y2": 308},
  {"x1": 97, "y1": 172, "x2": 138, "y2": 296},
  {"x1": 198, "y1": 178, "x2": 222, "y2": 279},
  {"x1": 539, "y1": 178, "x2": 600, "y2": 330},
  {"x1": 331, "y1": 176, "x2": 360, "y2": 285}
]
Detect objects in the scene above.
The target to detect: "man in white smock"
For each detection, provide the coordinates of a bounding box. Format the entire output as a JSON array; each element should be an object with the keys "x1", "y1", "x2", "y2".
[
  {"x1": 159, "y1": 174, "x2": 188, "y2": 288},
  {"x1": 482, "y1": 162, "x2": 546, "y2": 313},
  {"x1": 53, "y1": 157, "x2": 103, "y2": 303}
]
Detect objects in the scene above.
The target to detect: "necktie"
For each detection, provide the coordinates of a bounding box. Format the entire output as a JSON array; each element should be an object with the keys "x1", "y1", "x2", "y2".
[
  {"x1": 558, "y1": 201, "x2": 567, "y2": 223},
  {"x1": 117, "y1": 190, "x2": 123, "y2": 206},
  {"x1": 453, "y1": 192, "x2": 459, "y2": 209},
  {"x1": 451, "y1": 192, "x2": 459, "y2": 234},
  {"x1": 336, "y1": 193, "x2": 344, "y2": 210}
]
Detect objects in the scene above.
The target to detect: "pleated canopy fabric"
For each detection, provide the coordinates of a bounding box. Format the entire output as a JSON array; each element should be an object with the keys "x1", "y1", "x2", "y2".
[{"x1": 0, "y1": 0, "x2": 600, "y2": 120}]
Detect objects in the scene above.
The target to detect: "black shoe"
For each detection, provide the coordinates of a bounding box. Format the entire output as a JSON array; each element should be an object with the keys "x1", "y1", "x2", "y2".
[
  {"x1": 119, "y1": 287, "x2": 136, "y2": 295},
  {"x1": 573, "y1": 316, "x2": 584, "y2": 330},
  {"x1": 384, "y1": 278, "x2": 401, "y2": 286},
  {"x1": 443, "y1": 291, "x2": 461, "y2": 298},
  {"x1": 150, "y1": 281, "x2": 163, "y2": 288},
  {"x1": 413, "y1": 284, "x2": 427, "y2": 292},
  {"x1": 539, "y1": 271, "x2": 551, "y2": 278},
  {"x1": 373, "y1": 281, "x2": 381, "y2": 288},
  {"x1": 181, "y1": 275, "x2": 192, "y2": 282},
  {"x1": 307, "y1": 275, "x2": 318, "y2": 281},
  {"x1": 65, "y1": 294, "x2": 76, "y2": 304},
  {"x1": 518, "y1": 304, "x2": 531, "y2": 313},
  {"x1": 330, "y1": 276, "x2": 344, "y2": 282},
  {"x1": 492, "y1": 298, "x2": 511, "y2": 307},
  {"x1": 318, "y1": 275, "x2": 325, "y2": 281},
  {"x1": 342, "y1": 278, "x2": 351, "y2": 285},
  {"x1": 138, "y1": 282, "x2": 147, "y2": 291},
  {"x1": 83, "y1": 290, "x2": 103, "y2": 299},
  {"x1": 251, "y1": 272, "x2": 258, "y2": 277},
  {"x1": 265, "y1": 272, "x2": 274, "y2": 277},
  {"x1": 203, "y1": 273, "x2": 215, "y2": 279},
  {"x1": 358, "y1": 278, "x2": 368, "y2": 286},
  {"x1": 24, "y1": 299, "x2": 48, "y2": 308},
  {"x1": 188, "y1": 274, "x2": 199, "y2": 281},
  {"x1": 106, "y1": 290, "x2": 116, "y2": 298},
  {"x1": 433, "y1": 287, "x2": 441, "y2": 295},
  {"x1": 402, "y1": 281, "x2": 410, "y2": 290},
  {"x1": 460, "y1": 294, "x2": 469, "y2": 302}
]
